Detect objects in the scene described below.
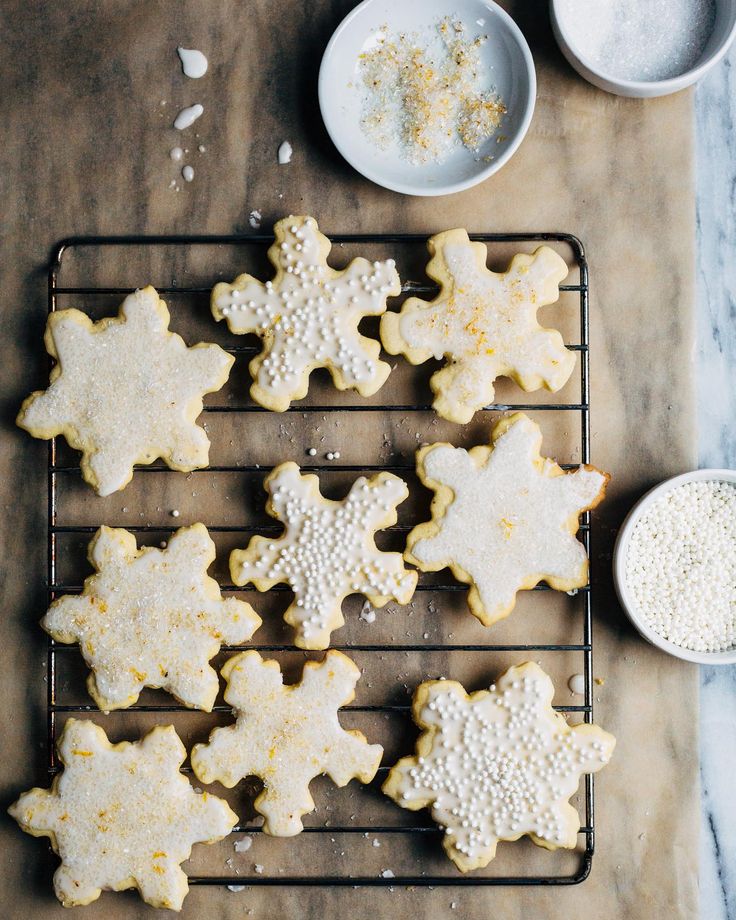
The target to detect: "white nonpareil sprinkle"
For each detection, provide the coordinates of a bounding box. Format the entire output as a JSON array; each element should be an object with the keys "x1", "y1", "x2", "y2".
[
  {"x1": 556, "y1": 0, "x2": 716, "y2": 82},
  {"x1": 568, "y1": 673, "x2": 585, "y2": 696},
  {"x1": 182, "y1": 165, "x2": 194, "y2": 182},
  {"x1": 625, "y1": 480, "x2": 736, "y2": 652},
  {"x1": 170, "y1": 146, "x2": 184, "y2": 162},
  {"x1": 278, "y1": 141, "x2": 293, "y2": 164}
]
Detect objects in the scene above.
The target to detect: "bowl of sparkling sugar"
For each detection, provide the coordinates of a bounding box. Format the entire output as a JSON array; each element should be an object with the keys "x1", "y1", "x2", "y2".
[
  {"x1": 613, "y1": 470, "x2": 736, "y2": 664},
  {"x1": 551, "y1": 0, "x2": 736, "y2": 98}
]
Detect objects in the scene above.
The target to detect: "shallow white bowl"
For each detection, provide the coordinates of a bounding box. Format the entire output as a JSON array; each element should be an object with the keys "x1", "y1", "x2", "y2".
[
  {"x1": 613, "y1": 469, "x2": 736, "y2": 665},
  {"x1": 551, "y1": 0, "x2": 736, "y2": 98},
  {"x1": 318, "y1": 0, "x2": 536, "y2": 196}
]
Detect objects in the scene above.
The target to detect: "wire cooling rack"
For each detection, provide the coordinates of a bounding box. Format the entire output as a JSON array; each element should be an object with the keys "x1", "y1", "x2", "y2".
[{"x1": 45, "y1": 231, "x2": 595, "y2": 887}]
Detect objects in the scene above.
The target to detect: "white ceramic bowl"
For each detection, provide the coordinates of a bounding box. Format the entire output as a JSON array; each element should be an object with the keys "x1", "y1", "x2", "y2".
[
  {"x1": 318, "y1": 0, "x2": 536, "y2": 196},
  {"x1": 550, "y1": 0, "x2": 736, "y2": 98},
  {"x1": 613, "y1": 469, "x2": 736, "y2": 665}
]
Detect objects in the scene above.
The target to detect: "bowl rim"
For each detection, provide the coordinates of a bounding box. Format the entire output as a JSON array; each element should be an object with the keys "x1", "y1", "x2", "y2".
[
  {"x1": 550, "y1": 0, "x2": 736, "y2": 94},
  {"x1": 317, "y1": 0, "x2": 537, "y2": 197},
  {"x1": 613, "y1": 468, "x2": 736, "y2": 666}
]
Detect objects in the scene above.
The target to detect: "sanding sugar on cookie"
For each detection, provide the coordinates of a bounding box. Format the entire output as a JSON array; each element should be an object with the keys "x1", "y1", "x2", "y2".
[
  {"x1": 383, "y1": 662, "x2": 615, "y2": 872},
  {"x1": 17, "y1": 285, "x2": 234, "y2": 495},
  {"x1": 211, "y1": 215, "x2": 401, "y2": 411},
  {"x1": 405, "y1": 413, "x2": 609, "y2": 627},
  {"x1": 229, "y1": 461, "x2": 417, "y2": 649},
  {"x1": 191, "y1": 650, "x2": 383, "y2": 836},
  {"x1": 43, "y1": 524, "x2": 261, "y2": 713},
  {"x1": 380, "y1": 231, "x2": 575, "y2": 424},
  {"x1": 9, "y1": 720, "x2": 237, "y2": 910}
]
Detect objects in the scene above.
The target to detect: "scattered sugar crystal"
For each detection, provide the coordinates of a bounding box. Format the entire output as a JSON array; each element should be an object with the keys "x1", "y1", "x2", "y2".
[
  {"x1": 254, "y1": 864, "x2": 264, "y2": 874},
  {"x1": 381, "y1": 869, "x2": 395, "y2": 878},
  {"x1": 227, "y1": 885, "x2": 246, "y2": 892},
  {"x1": 249, "y1": 209, "x2": 262, "y2": 229},
  {"x1": 360, "y1": 600, "x2": 377, "y2": 624},
  {"x1": 625, "y1": 479, "x2": 736, "y2": 652},
  {"x1": 234, "y1": 835, "x2": 253, "y2": 853},
  {"x1": 278, "y1": 141, "x2": 293, "y2": 164}
]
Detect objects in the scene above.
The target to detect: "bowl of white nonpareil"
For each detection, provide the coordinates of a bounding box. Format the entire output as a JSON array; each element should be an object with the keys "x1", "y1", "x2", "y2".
[
  {"x1": 318, "y1": 0, "x2": 536, "y2": 196},
  {"x1": 550, "y1": 0, "x2": 736, "y2": 98},
  {"x1": 613, "y1": 470, "x2": 736, "y2": 665}
]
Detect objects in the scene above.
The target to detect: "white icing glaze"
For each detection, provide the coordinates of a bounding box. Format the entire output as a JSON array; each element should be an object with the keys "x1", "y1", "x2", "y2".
[
  {"x1": 381, "y1": 232, "x2": 575, "y2": 424},
  {"x1": 568, "y1": 673, "x2": 585, "y2": 695},
  {"x1": 177, "y1": 46, "x2": 208, "y2": 79},
  {"x1": 191, "y1": 650, "x2": 383, "y2": 836},
  {"x1": 43, "y1": 524, "x2": 261, "y2": 712},
  {"x1": 211, "y1": 215, "x2": 401, "y2": 412},
  {"x1": 182, "y1": 164, "x2": 194, "y2": 182},
  {"x1": 17, "y1": 286, "x2": 233, "y2": 495},
  {"x1": 383, "y1": 662, "x2": 615, "y2": 871},
  {"x1": 278, "y1": 140, "x2": 293, "y2": 163},
  {"x1": 9, "y1": 721, "x2": 237, "y2": 909},
  {"x1": 174, "y1": 103, "x2": 203, "y2": 130},
  {"x1": 230, "y1": 462, "x2": 417, "y2": 649},
  {"x1": 406, "y1": 413, "x2": 608, "y2": 626}
]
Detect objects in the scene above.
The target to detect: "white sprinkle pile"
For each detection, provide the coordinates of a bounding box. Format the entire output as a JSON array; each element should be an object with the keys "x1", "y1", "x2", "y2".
[
  {"x1": 625, "y1": 480, "x2": 736, "y2": 652},
  {"x1": 556, "y1": 0, "x2": 716, "y2": 82}
]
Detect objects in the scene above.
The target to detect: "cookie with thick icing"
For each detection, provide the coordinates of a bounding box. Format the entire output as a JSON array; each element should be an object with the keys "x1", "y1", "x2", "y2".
[
  {"x1": 229, "y1": 461, "x2": 418, "y2": 649},
  {"x1": 406, "y1": 413, "x2": 609, "y2": 626},
  {"x1": 191, "y1": 650, "x2": 383, "y2": 836},
  {"x1": 381, "y1": 231, "x2": 574, "y2": 424},
  {"x1": 43, "y1": 524, "x2": 261, "y2": 712},
  {"x1": 9, "y1": 720, "x2": 237, "y2": 909},
  {"x1": 383, "y1": 662, "x2": 615, "y2": 872},
  {"x1": 17, "y1": 286, "x2": 233, "y2": 495},
  {"x1": 211, "y1": 215, "x2": 401, "y2": 411}
]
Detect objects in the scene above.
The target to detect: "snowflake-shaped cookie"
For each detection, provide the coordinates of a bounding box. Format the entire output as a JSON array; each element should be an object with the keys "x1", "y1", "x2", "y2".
[
  {"x1": 17, "y1": 286, "x2": 234, "y2": 495},
  {"x1": 383, "y1": 662, "x2": 615, "y2": 872},
  {"x1": 211, "y1": 215, "x2": 401, "y2": 411},
  {"x1": 230, "y1": 462, "x2": 418, "y2": 649},
  {"x1": 43, "y1": 524, "x2": 261, "y2": 712},
  {"x1": 381, "y1": 231, "x2": 575, "y2": 424},
  {"x1": 406, "y1": 413, "x2": 609, "y2": 627},
  {"x1": 191, "y1": 650, "x2": 383, "y2": 835},
  {"x1": 9, "y1": 720, "x2": 237, "y2": 909}
]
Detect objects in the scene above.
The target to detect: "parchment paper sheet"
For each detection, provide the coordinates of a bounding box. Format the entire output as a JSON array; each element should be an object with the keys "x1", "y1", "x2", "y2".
[{"x1": 0, "y1": 2, "x2": 698, "y2": 917}]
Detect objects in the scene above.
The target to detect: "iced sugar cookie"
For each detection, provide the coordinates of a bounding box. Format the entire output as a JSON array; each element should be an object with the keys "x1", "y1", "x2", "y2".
[
  {"x1": 43, "y1": 524, "x2": 261, "y2": 712},
  {"x1": 9, "y1": 720, "x2": 237, "y2": 909},
  {"x1": 383, "y1": 662, "x2": 615, "y2": 872},
  {"x1": 406, "y1": 413, "x2": 609, "y2": 626},
  {"x1": 229, "y1": 461, "x2": 417, "y2": 649},
  {"x1": 191, "y1": 650, "x2": 383, "y2": 835},
  {"x1": 17, "y1": 286, "x2": 233, "y2": 496},
  {"x1": 381, "y1": 231, "x2": 574, "y2": 424},
  {"x1": 211, "y1": 215, "x2": 401, "y2": 411}
]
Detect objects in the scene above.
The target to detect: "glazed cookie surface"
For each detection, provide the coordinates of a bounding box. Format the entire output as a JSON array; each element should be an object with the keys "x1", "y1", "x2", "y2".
[
  {"x1": 191, "y1": 650, "x2": 383, "y2": 835},
  {"x1": 406, "y1": 413, "x2": 608, "y2": 626},
  {"x1": 229, "y1": 461, "x2": 417, "y2": 649},
  {"x1": 381, "y1": 231, "x2": 574, "y2": 424},
  {"x1": 17, "y1": 286, "x2": 233, "y2": 495},
  {"x1": 9, "y1": 720, "x2": 237, "y2": 910},
  {"x1": 383, "y1": 662, "x2": 615, "y2": 872},
  {"x1": 43, "y1": 524, "x2": 261, "y2": 712},
  {"x1": 211, "y1": 215, "x2": 401, "y2": 411}
]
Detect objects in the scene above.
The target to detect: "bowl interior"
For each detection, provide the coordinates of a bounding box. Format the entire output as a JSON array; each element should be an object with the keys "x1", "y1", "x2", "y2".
[
  {"x1": 319, "y1": 0, "x2": 535, "y2": 195},
  {"x1": 614, "y1": 469, "x2": 736, "y2": 665}
]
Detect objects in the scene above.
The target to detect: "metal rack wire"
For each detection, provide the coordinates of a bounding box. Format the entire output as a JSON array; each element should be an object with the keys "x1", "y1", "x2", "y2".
[{"x1": 45, "y1": 231, "x2": 594, "y2": 887}]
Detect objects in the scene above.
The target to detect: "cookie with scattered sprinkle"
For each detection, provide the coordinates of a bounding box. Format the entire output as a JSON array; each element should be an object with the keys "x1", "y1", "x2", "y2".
[
  {"x1": 211, "y1": 215, "x2": 401, "y2": 411},
  {"x1": 383, "y1": 662, "x2": 615, "y2": 871},
  {"x1": 17, "y1": 286, "x2": 233, "y2": 496},
  {"x1": 405, "y1": 413, "x2": 609, "y2": 627},
  {"x1": 229, "y1": 461, "x2": 417, "y2": 649},
  {"x1": 191, "y1": 650, "x2": 383, "y2": 836},
  {"x1": 9, "y1": 720, "x2": 237, "y2": 910},
  {"x1": 380, "y1": 230, "x2": 574, "y2": 424},
  {"x1": 43, "y1": 524, "x2": 261, "y2": 712}
]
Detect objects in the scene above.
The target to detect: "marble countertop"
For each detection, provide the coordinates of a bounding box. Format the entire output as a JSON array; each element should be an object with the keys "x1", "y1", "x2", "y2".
[{"x1": 695, "y1": 42, "x2": 736, "y2": 920}]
